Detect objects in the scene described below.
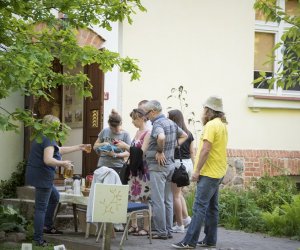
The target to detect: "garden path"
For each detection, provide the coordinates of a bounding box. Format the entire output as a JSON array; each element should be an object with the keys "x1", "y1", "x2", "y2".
[{"x1": 44, "y1": 227, "x2": 300, "y2": 250}]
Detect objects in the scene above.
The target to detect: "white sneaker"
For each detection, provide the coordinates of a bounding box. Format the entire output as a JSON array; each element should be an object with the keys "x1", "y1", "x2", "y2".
[
  {"x1": 114, "y1": 223, "x2": 124, "y2": 232},
  {"x1": 183, "y1": 216, "x2": 191, "y2": 228},
  {"x1": 171, "y1": 224, "x2": 185, "y2": 233}
]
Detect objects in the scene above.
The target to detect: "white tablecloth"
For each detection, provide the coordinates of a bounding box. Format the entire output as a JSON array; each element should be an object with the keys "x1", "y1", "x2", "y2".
[{"x1": 59, "y1": 192, "x2": 88, "y2": 206}]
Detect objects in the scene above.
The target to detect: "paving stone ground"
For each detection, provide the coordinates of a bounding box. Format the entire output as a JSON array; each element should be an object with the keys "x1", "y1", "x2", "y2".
[{"x1": 44, "y1": 227, "x2": 300, "y2": 250}]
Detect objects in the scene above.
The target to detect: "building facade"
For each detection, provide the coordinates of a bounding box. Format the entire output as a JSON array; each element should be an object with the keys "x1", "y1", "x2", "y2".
[{"x1": 1, "y1": 0, "x2": 299, "y2": 186}]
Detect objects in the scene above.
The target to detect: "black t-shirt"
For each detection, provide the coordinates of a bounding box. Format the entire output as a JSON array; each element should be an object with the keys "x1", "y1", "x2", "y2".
[{"x1": 174, "y1": 132, "x2": 194, "y2": 159}]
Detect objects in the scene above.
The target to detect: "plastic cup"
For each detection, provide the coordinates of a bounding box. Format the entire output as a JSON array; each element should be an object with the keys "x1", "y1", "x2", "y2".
[{"x1": 85, "y1": 175, "x2": 93, "y2": 188}]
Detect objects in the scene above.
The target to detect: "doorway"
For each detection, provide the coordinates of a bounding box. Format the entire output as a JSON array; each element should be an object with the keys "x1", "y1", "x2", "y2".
[{"x1": 24, "y1": 61, "x2": 104, "y2": 177}]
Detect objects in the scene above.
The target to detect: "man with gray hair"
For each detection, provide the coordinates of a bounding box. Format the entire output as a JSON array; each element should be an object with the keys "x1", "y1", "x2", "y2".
[{"x1": 143, "y1": 100, "x2": 188, "y2": 239}]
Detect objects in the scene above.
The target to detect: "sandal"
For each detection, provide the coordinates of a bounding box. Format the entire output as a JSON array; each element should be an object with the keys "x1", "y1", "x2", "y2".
[
  {"x1": 127, "y1": 226, "x2": 138, "y2": 234},
  {"x1": 151, "y1": 234, "x2": 168, "y2": 240},
  {"x1": 133, "y1": 229, "x2": 149, "y2": 236},
  {"x1": 35, "y1": 240, "x2": 48, "y2": 247},
  {"x1": 43, "y1": 227, "x2": 63, "y2": 235}
]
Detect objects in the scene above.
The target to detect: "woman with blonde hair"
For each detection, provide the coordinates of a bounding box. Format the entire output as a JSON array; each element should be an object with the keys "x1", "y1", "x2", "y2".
[
  {"x1": 25, "y1": 115, "x2": 90, "y2": 246},
  {"x1": 168, "y1": 109, "x2": 195, "y2": 233}
]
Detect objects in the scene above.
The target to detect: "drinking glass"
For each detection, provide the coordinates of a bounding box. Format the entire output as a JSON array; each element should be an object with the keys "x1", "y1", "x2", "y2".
[
  {"x1": 84, "y1": 144, "x2": 92, "y2": 153},
  {"x1": 63, "y1": 166, "x2": 74, "y2": 178}
]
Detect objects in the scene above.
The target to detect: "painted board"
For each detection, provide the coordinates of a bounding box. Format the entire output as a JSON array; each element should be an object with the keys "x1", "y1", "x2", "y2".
[{"x1": 91, "y1": 183, "x2": 129, "y2": 223}]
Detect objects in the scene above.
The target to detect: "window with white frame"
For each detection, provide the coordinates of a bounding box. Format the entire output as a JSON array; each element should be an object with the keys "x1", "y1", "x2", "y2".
[{"x1": 254, "y1": 0, "x2": 300, "y2": 95}]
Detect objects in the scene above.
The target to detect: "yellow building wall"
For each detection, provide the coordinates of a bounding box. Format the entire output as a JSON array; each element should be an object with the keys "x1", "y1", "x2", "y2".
[
  {"x1": 120, "y1": 0, "x2": 300, "y2": 151},
  {"x1": 0, "y1": 93, "x2": 24, "y2": 180}
]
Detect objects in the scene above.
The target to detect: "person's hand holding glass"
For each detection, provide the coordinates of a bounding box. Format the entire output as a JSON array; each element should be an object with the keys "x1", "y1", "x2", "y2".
[
  {"x1": 78, "y1": 144, "x2": 92, "y2": 153},
  {"x1": 62, "y1": 160, "x2": 74, "y2": 178}
]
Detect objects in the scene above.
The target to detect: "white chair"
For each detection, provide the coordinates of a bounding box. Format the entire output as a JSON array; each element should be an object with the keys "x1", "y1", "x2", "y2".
[
  {"x1": 96, "y1": 201, "x2": 152, "y2": 249},
  {"x1": 119, "y1": 202, "x2": 152, "y2": 249},
  {"x1": 86, "y1": 168, "x2": 152, "y2": 249},
  {"x1": 84, "y1": 167, "x2": 123, "y2": 238}
]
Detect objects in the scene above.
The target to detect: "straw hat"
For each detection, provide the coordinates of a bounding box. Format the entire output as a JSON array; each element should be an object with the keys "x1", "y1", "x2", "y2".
[{"x1": 203, "y1": 96, "x2": 224, "y2": 112}]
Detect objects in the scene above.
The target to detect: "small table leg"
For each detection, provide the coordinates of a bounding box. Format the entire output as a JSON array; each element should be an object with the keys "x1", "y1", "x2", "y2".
[
  {"x1": 53, "y1": 202, "x2": 61, "y2": 223},
  {"x1": 72, "y1": 203, "x2": 78, "y2": 232}
]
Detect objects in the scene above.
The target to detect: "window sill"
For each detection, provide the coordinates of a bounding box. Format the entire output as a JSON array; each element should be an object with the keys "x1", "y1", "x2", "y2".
[{"x1": 247, "y1": 95, "x2": 300, "y2": 111}]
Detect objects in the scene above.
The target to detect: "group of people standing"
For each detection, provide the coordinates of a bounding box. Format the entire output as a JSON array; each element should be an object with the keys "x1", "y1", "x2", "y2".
[
  {"x1": 25, "y1": 96, "x2": 228, "y2": 250},
  {"x1": 92, "y1": 96, "x2": 228, "y2": 250}
]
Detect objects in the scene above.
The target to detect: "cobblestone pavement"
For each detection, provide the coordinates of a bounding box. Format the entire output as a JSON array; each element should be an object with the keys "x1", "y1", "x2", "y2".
[{"x1": 45, "y1": 227, "x2": 300, "y2": 250}]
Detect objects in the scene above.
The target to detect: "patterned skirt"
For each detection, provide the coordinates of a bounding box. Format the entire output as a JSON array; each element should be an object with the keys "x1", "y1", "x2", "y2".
[{"x1": 128, "y1": 163, "x2": 151, "y2": 202}]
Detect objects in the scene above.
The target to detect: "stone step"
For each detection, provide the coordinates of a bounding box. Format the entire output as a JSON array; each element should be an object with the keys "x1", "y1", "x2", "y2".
[
  {"x1": 0, "y1": 198, "x2": 35, "y2": 220},
  {"x1": 16, "y1": 186, "x2": 35, "y2": 200},
  {"x1": 16, "y1": 184, "x2": 66, "y2": 200}
]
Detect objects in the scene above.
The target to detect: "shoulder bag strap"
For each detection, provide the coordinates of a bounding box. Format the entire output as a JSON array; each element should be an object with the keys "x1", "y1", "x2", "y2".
[
  {"x1": 177, "y1": 138, "x2": 183, "y2": 164},
  {"x1": 176, "y1": 126, "x2": 183, "y2": 164}
]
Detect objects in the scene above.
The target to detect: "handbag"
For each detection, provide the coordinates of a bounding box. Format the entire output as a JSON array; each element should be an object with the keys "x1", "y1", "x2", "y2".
[
  {"x1": 120, "y1": 158, "x2": 130, "y2": 185},
  {"x1": 171, "y1": 138, "x2": 190, "y2": 187}
]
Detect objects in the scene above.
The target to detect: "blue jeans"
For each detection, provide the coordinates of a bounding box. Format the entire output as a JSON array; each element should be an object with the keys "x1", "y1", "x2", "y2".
[
  {"x1": 181, "y1": 175, "x2": 221, "y2": 246},
  {"x1": 149, "y1": 163, "x2": 174, "y2": 236},
  {"x1": 34, "y1": 185, "x2": 60, "y2": 243}
]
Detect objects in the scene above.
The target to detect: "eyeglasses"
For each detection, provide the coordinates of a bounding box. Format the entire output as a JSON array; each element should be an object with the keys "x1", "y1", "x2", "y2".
[{"x1": 145, "y1": 110, "x2": 152, "y2": 116}]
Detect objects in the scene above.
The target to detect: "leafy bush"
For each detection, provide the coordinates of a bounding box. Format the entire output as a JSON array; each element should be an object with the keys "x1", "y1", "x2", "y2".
[
  {"x1": 262, "y1": 195, "x2": 300, "y2": 240},
  {"x1": 26, "y1": 221, "x2": 34, "y2": 241},
  {"x1": 0, "y1": 205, "x2": 27, "y2": 233},
  {"x1": 186, "y1": 175, "x2": 299, "y2": 238},
  {"x1": 250, "y1": 175, "x2": 297, "y2": 212},
  {"x1": 184, "y1": 183, "x2": 196, "y2": 216},
  {"x1": 219, "y1": 188, "x2": 264, "y2": 232},
  {"x1": 0, "y1": 161, "x2": 26, "y2": 199}
]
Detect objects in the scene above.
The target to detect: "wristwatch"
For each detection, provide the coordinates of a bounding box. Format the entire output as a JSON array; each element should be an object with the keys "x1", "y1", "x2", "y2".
[{"x1": 113, "y1": 153, "x2": 117, "y2": 158}]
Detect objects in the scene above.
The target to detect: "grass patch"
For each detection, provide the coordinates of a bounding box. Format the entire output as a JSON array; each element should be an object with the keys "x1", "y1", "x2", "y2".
[{"x1": 0, "y1": 242, "x2": 54, "y2": 250}]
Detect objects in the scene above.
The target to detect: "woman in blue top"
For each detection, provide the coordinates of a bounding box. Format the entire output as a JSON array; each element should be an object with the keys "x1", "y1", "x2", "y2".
[{"x1": 25, "y1": 115, "x2": 88, "y2": 246}]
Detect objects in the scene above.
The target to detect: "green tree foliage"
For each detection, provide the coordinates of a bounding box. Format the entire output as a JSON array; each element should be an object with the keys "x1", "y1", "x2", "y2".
[
  {"x1": 0, "y1": 0, "x2": 145, "y2": 142},
  {"x1": 253, "y1": 0, "x2": 300, "y2": 90}
]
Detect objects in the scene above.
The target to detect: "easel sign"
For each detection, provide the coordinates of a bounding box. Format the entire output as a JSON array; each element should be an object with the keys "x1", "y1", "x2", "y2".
[{"x1": 91, "y1": 183, "x2": 129, "y2": 223}]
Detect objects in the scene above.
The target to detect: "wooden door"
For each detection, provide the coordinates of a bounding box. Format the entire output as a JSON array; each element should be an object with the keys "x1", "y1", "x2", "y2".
[
  {"x1": 82, "y1": 63, "x2": 104, "y2": 176},
  {"x1": 24, "y1": 96, "x2": 34, "y2": 160},
  {"x1": 24, "y1": 59, "x2": 63, "y2": 159},
  {"x1": 24, "y1": 61, "x2": 104, "y2": 175}
]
